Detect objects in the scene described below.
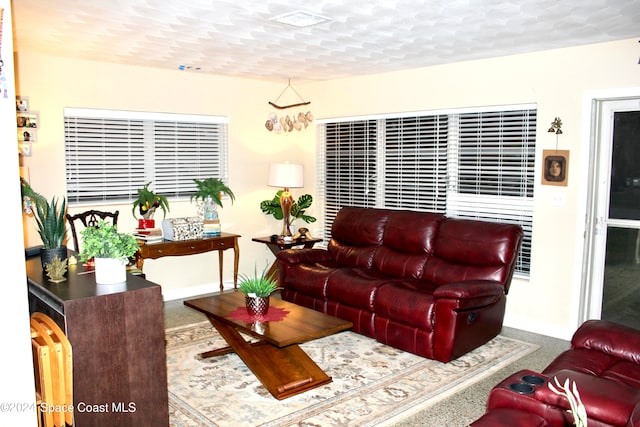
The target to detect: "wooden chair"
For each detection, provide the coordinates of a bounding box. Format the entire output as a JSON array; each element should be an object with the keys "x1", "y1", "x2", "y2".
[
  {"x1": 30, "y1": 313, "x2": 73, "y2": 427},
  {"x1": 66, "y1": 209, "x2": 119, "y2": 252}
]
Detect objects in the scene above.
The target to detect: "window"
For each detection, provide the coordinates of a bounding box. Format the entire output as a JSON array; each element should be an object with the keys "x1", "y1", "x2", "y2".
[
  {"x1": 318, "y1": 105, "x2": 536, "y2": 275},
  {"x1": 64, "y1": 108, "x2": 229, "y2": 205}
]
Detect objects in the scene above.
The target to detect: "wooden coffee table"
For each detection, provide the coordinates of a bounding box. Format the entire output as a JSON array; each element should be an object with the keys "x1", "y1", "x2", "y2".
[{"x1": 184, "y1": 291, "x2": 353, "y2": 400}]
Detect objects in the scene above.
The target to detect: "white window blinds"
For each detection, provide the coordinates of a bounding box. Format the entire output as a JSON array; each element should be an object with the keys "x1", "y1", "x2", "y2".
[
  {"x1": 318, "y1": 105, "x2": 536, "y2": 275},
  {"x1": 319, "y1": 120, "x2": 378, "y2": 239},
  {"x1": 446, "y1": 109, "x2": 536, "y2": 273},
  {"x1": 384, "y1": 115, "x2": 449, "y2": 212},
  {"x1": 64, "y1": 108, "x2": 229, "y2": 205}
]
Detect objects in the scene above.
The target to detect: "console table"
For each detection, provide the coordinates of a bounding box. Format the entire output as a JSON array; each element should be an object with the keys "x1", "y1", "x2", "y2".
[
  {"x1": 137, "y1": 232, "x2": 241, "y2": 291},
  {"x1": 26, "y1": 256, "x2": 169, "y2": 427}
]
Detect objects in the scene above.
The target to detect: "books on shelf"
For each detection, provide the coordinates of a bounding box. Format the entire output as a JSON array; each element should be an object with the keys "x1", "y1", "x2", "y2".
[
  {"x1": 134, "y1": 228, "x2": 164, "y2": 242},
  {"x1": 135, "y1": 228, "x2": 162, "y2": 236},
  {"x1": 202, "y1": 218, "x2": 221, "y2": 236}
]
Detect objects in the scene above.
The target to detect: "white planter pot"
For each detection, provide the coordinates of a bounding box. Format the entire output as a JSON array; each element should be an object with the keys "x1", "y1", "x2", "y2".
[{"x1": 94, "y1": 257, "x2": 127, "y2": 285}]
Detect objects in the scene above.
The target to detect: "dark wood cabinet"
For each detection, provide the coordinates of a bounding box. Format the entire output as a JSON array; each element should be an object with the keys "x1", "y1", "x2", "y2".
[{"x1": 26, "y1": 257, "x2": 169, "y2": 427}]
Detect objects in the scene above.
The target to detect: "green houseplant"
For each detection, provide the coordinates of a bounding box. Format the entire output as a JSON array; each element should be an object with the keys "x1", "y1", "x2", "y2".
[
  {"x1": 238, "y1": 265, "x2": 280, "y2": 317},
  {"x1": 260, "y1": 191, "x2": 316, "y2": 225},
  {"x1": 20, "y1": 178, "x2": 68, "y2": 268},
  {"x1": 190, "y1": 177, "x2": 235, "y2": 208},
  {"x1": 132, "y1": 181, "x2": 169, "y2": 219},
  {"x1": 79, "y1": 221, "x2": 139, "y2": 285}
]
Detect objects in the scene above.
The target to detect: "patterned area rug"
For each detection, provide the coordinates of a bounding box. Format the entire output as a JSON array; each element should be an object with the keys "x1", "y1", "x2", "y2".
[{"x1": 167, "y1": 321, "x2": 538, "y2": 427}]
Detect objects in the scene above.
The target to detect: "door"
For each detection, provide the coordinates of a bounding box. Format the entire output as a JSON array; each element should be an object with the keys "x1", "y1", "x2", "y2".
[{"x1": 585, "y1": 98, "x2": 640, "y2": 328}]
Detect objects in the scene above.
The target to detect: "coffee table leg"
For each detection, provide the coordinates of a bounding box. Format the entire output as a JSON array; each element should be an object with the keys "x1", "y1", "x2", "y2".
[{"x1": 204, "y1": 316, "x2": 332, "y2": 400}]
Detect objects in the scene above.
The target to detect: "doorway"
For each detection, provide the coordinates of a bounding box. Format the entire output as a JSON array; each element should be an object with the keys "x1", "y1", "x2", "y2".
[{"x1": 584, "y1": 97, "x2": 640, "y2": 329}]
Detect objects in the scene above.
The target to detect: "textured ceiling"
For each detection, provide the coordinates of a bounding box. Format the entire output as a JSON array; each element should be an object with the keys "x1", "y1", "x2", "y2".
[{"x1": 11, "y1": 0, "x2": 640, "y2": 82}]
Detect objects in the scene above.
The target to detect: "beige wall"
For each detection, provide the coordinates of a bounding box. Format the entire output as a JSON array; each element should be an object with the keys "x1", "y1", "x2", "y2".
[
  {"x1": 15, "y1": 37, "x2": 640, "y2": 339},
  {"x1": 2, "y1": 0, "x2": 37, "y2": 421}
]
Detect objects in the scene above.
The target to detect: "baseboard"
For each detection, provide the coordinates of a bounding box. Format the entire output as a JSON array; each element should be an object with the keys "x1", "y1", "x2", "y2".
[
  {"x1": 162, "y1": 281, "x2": 236, "y2": 301},
  {"x1": 504, "y1": 315, "x2": 574, "y2": 341}
]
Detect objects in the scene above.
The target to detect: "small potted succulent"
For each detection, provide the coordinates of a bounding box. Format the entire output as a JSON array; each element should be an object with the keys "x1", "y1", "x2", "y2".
[
  {"x1": 79, "y1": 221, "x2": 139, "y2": 285},
  {"x1": 238, "y1": 265, "x2": 280, "y2": 317},
  {"x1": 20, "y1": 178, "x2": 68, "y2": 269},
  {"x1": 132, "y1": 181, "x2": 169, "y2": 229}
]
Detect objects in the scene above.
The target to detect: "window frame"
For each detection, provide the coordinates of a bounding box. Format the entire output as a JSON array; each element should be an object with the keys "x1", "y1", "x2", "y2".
[
  {"x1": 317, "y1": 104, "x2": 536, "y2": 276},
  {"x1": 63, "y1": 108, "x2": 229, "y2": 206}
]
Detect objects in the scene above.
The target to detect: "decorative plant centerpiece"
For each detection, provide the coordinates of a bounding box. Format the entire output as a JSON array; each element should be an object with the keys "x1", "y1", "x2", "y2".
[
  {"x1": 191, "y1": 178, "x2": 235, "y2": 231},
  {"x1": 238, "y1": 265, "x2": 280, "y2": 317},
  {"x1": 79, "y1": 221, "x2": 139, "y2": 285},
  {"x1": 20, "y1": 178, "x2": 68, "y2": 269},
  {"x1": 260, "y1": 191, "x2": 316, "y2": 235},
  {"x1": 191, "y1": 177, "x2": 235, "y2": 208},
  {"x1": 132, "y1": 181, "x2": 169, "y2": 228}
]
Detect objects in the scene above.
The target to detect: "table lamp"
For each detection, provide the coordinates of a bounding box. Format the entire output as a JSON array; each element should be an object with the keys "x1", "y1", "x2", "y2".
[{"x1": 268, "y1": 162, "x2": 304, "y2": 240}]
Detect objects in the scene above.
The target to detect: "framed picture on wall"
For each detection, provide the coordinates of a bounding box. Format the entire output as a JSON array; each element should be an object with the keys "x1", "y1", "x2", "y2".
[
  {"x1": 16, "y1": 96, "x2": 29, "y2": 112},
  {"x1": 17, "y1": 128, "x2": 37, "y2": 143},
  {"x1": 542, "y1": 149, "x2": 569, "y2": 186},
  {"x1": 19, "y1": 142, "x2": 32, "y2": 157},
  {"x1": 17, "y1": 111, "x2": 39, "y2": 129}
]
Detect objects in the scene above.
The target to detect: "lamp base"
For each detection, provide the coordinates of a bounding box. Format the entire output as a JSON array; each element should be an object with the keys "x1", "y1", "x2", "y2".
[{"x1": 280, "y1": 188, "x2": 294, "y2": 240}]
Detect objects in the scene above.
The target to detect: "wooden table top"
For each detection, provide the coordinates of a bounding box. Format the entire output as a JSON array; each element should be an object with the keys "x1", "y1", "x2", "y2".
[{"x1": 185, "y1": 291, "x2": 352, "y2": 347}]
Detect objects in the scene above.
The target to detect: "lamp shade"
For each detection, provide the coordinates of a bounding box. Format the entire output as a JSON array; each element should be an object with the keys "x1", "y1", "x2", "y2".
[{"x1": 268, "y1": 163, "x2": 304, "y2": 188}]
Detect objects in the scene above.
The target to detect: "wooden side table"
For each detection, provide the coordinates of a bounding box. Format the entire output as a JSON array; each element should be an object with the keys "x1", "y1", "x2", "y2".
[
  {"x1": 252, "y1": 236, "x2": 323, "y2": 282},
  {"x1": 137, "y1": 232, "x2": 241, "y2": 291}
]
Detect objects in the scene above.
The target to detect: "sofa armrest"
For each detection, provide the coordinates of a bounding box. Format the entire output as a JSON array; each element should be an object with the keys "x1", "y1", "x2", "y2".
[
  {"x1": 276, "y1": 248, "x2": 334, "y2": 265},
  {"x1": 433, "y1": 280, "x2": 504, "y2": 310},
  {"x1": 434, "y1": 280, "x2": 504, "y2": 299},
  {"x1": 572, "y1": 320, "x2": 640, "y2": 364}
]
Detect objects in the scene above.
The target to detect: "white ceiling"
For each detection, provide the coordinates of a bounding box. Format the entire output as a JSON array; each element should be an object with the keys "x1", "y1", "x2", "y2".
[{"x1": 11, "y1": 0, "x2": 640, "y2": 82}]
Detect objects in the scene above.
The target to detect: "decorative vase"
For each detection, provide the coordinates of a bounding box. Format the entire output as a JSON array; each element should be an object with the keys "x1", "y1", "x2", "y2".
[
  {"x1": 94, "y1": 257, "x2": 127, "y2": 285},
  {"x1": 245, "y1": 295, "x2": 270, "y2": 317},
  {"x1": 40, "y1": 246, "x2": 68, "y2": 270}
]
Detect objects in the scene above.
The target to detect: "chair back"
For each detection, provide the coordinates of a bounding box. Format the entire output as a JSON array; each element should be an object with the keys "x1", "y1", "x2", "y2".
[{"x1": 66, "y1": 210, "x2": 119, "y2": 251}]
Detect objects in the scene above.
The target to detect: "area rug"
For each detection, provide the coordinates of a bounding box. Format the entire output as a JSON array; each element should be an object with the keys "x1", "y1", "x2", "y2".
[{"x1": 166, "y1": 321, "x2": 538, "y2": 427}]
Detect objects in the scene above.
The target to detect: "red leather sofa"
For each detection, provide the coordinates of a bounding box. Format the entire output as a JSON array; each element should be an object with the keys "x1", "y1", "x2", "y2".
[
  {"x1": 276, "y1": 206, "x2": 523, "y2": 362},
  {"x1": 471, "y1": 320, "x2": 640, "y2": 426}
]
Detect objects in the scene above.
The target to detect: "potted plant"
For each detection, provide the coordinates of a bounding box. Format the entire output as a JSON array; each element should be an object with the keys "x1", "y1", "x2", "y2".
[
  {"x1": 191, "y1": 177, "x2": 235, "y2": 222},
  {"x1": 79, "y1": 221, "x2": 139, "y2": 285},
  {"x1": 260, "y1": 191, "x2": 316, "y2": 231},
  {"x1": 238, "y1": 265, "x2": 280, "y2": 317},
  {"x1": 131, "y1": 181, "x2": 169, "y2": 228},
  {"x1": 20, "y1": 178, "x2": 68, "y2": 269},
  {"x1": 191, "y1": 177, "x2": 235, "y2": 207}
]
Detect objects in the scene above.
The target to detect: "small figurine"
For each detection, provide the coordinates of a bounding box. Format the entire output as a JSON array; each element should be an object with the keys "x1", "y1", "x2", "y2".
[
  {"x1": 46, "y1": 256, "x2": 68, "y2": 283},
  {"x1": 292, "y1": 227, "x2": 313, "y2": 240}
]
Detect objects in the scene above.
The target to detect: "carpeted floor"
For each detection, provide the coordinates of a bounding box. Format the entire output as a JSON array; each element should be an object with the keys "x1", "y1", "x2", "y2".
[
  {"x1": 164, "y1": 297, "x2": 570, "y2": 426},
  {"x1": 164, "y1": 305, "x2": 551, "y2": 427}
]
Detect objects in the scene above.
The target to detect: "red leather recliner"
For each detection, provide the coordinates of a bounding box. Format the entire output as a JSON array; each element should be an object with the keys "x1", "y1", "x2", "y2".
[
  {"x1": 472, "y1": 320, "x2": 640, "y2": 426},
  {"x1": 277, "y1": 206, "x2": 523, "y2": 362}
]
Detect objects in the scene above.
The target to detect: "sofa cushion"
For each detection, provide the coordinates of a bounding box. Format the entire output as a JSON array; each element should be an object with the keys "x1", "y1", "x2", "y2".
[
  {"x1": 331, "y1": 206, "x2": 389, "y2": 246},
  {"x1": 328, "y1": 240, "x2": 379, "y2": 269},
  {"x1": 328, "y1": 207, "x2": 390, "y2": 268},
  {"x1": 538, "y1": 369, "x2": 640, "y2": 427},
  {"x1": 283, "y1": 261, "x2": 343, "y2": 299},
  {"x1": 544, "y1": 348, "x2": 640, "y2": 390},
  {"x1": 380, "y1": 210, "x2": 443, "y2": 253},
  {"x1": 374, "y1": 281, "x2": 438, "y2": 330},
  {"x1": 424, "y1": 218, "x2": 522, "y2": 292},
  {"x1": 325, "y1": 268, "x2": 391, "y2": 311},
  {"x1": 370, "y1": 210, "x2": 443, "y2": 278}
]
